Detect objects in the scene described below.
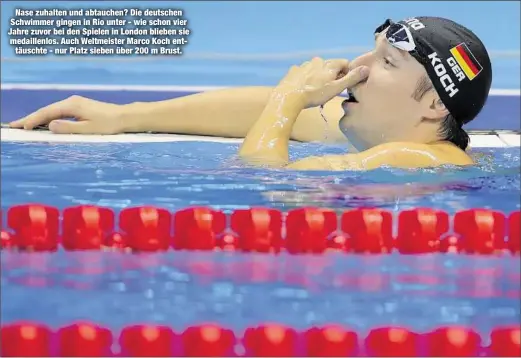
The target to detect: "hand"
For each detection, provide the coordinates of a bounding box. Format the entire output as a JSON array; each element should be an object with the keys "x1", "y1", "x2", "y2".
[
  {"x1": 8, "y1": 95, "x2": 127, "y2": 134},
  {"x1": 278, "y1": 57, "x2": 369, "y2": 108}
]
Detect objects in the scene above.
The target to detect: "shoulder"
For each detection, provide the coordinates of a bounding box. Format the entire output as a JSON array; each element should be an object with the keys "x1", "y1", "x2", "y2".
[
  {"x1": 431, "y1": 141, "x2": 475, "y2": 164},
  {"x1": 360, "y1": 141, "x2": 474, "y2": 168},
  {"x1": 286, "y1": 141, "x2": 473, "y2": 171}
]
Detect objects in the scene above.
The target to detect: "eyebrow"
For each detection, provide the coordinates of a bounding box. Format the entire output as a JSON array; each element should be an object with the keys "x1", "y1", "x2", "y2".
[{"x1": 390, "y1": 45, "x2": 407, "y2": 59}]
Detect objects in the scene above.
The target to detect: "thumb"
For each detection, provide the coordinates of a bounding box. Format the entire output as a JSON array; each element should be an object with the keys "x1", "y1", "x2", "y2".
[
  {"x1": 333, "y1": 65, "x2": 370, "y2": 91},
  {"x1": 48, "y1": 120, "x2": 97, "y2": 134}
]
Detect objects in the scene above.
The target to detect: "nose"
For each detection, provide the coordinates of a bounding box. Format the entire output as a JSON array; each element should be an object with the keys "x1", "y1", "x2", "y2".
[{"x1": 349, "y1": 51, "x2": 374, "y2": 71}]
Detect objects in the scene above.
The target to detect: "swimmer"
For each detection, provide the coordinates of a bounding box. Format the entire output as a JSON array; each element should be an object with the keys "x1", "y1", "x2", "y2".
[{"x1": 8, "y1": 17, "x2": 492, "y2": 171}]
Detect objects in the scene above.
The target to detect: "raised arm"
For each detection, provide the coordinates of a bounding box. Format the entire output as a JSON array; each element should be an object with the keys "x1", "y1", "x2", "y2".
[{"x1": 238, "y1": 58, "x2": 369, "y2": 166}]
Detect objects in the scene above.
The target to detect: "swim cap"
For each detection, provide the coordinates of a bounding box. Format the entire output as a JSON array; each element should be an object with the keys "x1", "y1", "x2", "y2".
[{"x1": 375, "y1": 17, "x2": 492, "y2": 126}]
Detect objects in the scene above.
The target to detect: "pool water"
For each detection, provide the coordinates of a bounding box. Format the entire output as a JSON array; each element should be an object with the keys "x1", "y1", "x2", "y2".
[
  {"x1": 1, "y1": 142, "x2": 519, "y2": 213},
  {"x1": 1, "y1": 141, "x2": 520, "y2": 337},
  {"x1": 1, "y1": 251, "x2": 519, "y2": 335},
  {"x1": 1, "y1": 1, "x2": 519, "y2": 353}
]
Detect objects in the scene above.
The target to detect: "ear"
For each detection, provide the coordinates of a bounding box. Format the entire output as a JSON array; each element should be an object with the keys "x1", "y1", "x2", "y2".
[{"x1": 421, "y1": 95, "x2": 450, "y2": 121}]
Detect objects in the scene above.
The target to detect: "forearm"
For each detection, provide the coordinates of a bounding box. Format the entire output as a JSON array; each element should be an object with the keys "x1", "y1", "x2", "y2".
[
  {"x1": 239, "y1": 86, "x2": 306, "y2": 165},
  {"x1": 120, "y1": 87, "x2": 270, "y2": 137},
  {"x1": 118, "y1": 86, "x2": 346, "y2": 142}
]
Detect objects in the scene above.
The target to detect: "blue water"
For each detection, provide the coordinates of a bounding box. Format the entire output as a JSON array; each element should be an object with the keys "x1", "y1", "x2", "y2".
[
  {"x1": 1, "y1": 0, "x2": 520, "y2": 337},
  {"x1": 1, "y1": 252, "x2": 519, "y2": 335},
  {"x1": 1, "y1": 142, "x2": 520, "y2": 213},
  {"x1": 1, "y1": 141, "x2": 519, "y2": 332}
]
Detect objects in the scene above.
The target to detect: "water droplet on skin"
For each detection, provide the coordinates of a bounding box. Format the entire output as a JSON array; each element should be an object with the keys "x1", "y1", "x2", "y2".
[{"x1": 319, "y1": 105, "x2": 330, "y2": 142}]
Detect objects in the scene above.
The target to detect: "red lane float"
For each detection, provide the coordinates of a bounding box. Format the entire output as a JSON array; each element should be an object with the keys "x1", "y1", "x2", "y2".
[
  {"x1": 231, "y1": 208, "x2": 283, "y2": 253},
  {"x1": 1, "y1": 322, "x2": 519, "y2": 357},
  {"x1": 62, "y1": 206, "x2": 114, "y2": 250},
  {"x1": 120, "y1": 206, "x2": 172, "y2": 251},
  {"x1": 508, "y1": 211, "x2": 520, "y2": 254},
  {"x1": 120, "y1": 325, "x2": 177, "y2": 356},
  {"x1": 305, "y1": 325, "x2": 359, "y2": 356},
  {"x1": 452, "y1": 209, "x2": 506, "y2": 254},
  {"x1": 365, "y1": 327, "x2": 419, "y2": 356},
  {"x1": 174, "y1": 207, "x2": 226, "y2": 251},
  {"x1": 182, "y1": 324, "x2": 236, "y2": 357},
  {"x1": 57, "y1": 323, "x2": 113, "y2": 356},
  {"x1": 397, "y1": 208, "x2": 448, "y2": 254},
  {"x1": 285, "y1": 208, "x2": 337, "y2": 254},
  {"x1": 342, "y1": 208, "x2": 393, "y2": 253},
  {"x1": 1, "y1": 204, "x2": 519, "y2": 255},
  {"x1": 6, "y1": 205, "x2": 59, "y2": 251}
]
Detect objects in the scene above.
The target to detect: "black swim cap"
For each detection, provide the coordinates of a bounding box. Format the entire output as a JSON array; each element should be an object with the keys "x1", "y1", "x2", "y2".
[{"x1": 375, "y1": 17, "x2": 493, "y2": 126}]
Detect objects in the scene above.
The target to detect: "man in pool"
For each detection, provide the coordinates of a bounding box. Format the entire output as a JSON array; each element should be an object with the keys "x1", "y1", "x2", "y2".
[{"x1": 8, "y1": 16, "x2": 492, "y2": 170}]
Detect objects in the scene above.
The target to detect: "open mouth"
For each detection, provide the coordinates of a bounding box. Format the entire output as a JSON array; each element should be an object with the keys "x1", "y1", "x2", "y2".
[{"x1": 346, "y1": 91, "x2": 359, "y2": 103}]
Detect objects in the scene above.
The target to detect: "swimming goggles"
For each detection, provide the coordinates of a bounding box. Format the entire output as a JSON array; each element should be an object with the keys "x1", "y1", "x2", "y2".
[
  {"x1": 386, "y1": 22, "x2": 417, "y2": 52},
  {"x1": 375, "y1": 19, "x2": 417, "y2": 53}
]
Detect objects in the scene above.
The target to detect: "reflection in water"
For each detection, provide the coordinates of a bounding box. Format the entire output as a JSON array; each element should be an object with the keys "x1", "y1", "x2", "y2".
[
  {"x1": 264, "y1": 182, "x2": 468, "y2": 210},
  {"x1": 1, "y1": 142, "x2": 519, "y2": 213},
  {"x1": 1, "y1": 142, "x2": 520, "y2": 333},
  {"x1": 1, "y1": 251, "x2": 519, "y2": 331}
]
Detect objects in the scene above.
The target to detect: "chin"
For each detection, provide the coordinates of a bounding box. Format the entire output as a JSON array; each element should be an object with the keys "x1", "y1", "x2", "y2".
[
  {"x1": 339, "y1": 113, "x2": 349, "y2": 123},
  {"x1": 338, "y1": 114, "x2": 354, "y2": 133},
  {"x1": 338, "y1": 120, "x2": 371, "y2": 152}
]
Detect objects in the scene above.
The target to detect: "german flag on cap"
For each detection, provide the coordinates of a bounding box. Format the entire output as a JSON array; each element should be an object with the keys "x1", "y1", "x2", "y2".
[{"x1": 449, "y1": 43, "x2": 483, "y2": 81}]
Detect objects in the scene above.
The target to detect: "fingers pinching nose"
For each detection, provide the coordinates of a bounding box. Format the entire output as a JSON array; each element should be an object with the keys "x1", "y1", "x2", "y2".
[{"x1": 336, "y1": 70, "x2": 348, "y2": 80}]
